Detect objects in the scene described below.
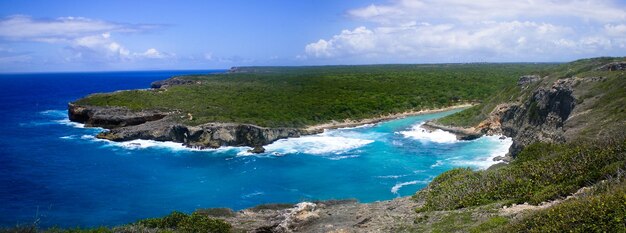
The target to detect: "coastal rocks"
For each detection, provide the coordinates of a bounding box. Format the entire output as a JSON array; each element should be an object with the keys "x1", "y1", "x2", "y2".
[
  {"x1": 485, "y1": 78, "x2": 577, "y2": 156},
  {"x1": 68, "y1": 103, "x2": 169, "y2": 129},
  {"x1": 183, "y1": 123, "x2": 304, "y2": 149},
  {"x1": 475, "y1": 103, "x2": 516, "y2": 135},
  {"x1": 421, "y1": 121, "x2": 482, "y2": 140},
  {"x1": 595, "y1": 61, "x2": 626, "y2": 71},
  {"x1": 150, "y1": 77, "x2": 197, "y2": 89},
  {"x1": 69, "y1": 104, "x2": 304, "y2": 152},
  {"x1": 274, "y1": 202, "x2": 320, "y2": 232},
  {"x1": 222, "y1": 197, "x2": 420, "y2": 232}
]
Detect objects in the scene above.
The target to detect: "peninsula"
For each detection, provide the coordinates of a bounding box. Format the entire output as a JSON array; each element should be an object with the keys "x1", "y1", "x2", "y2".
[
  {"x1": 68, "y1": 63, "x2": 551, "y2": 152},
  {"x1": 57, "y1": 57, "x2": 626, "y2": 232}
]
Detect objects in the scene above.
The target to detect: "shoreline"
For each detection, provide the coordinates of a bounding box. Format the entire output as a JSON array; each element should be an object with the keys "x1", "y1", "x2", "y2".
[{"x1": 303, "y1": 103, "x2": 474, "y2": 133}]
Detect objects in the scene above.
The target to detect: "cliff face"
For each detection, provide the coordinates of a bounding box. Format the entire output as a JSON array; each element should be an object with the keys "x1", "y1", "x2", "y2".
[
  {"x1": 68, "y1": 103, "x2": 169, "y2": 129},
  {"x1": 473, "y1": 63, "x2": 624, "y2": 158},
  {"x1": 483, "y1": 78, "x2": 576, "y2": 156},
  {"x1": 68, "y1": 104, "x2": 306, "y2": 151}
]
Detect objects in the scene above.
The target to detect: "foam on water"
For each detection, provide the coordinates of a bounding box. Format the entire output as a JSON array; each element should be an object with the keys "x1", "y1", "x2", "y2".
[
  {"x1": 262, "y1": 133, "x2": 374, "y2": 156},
  {"x1": 450, "y1": 135, "x2": 512, "y2": 169},
  {"x1": 376, "y1": 174, "x2": 410, "y2": 179},
  {"x1": 55, "y1": 119, "x2": 87, "y2": 128},
  {"x1": 391, "y1": 180, "x2": 429, "y2": 194},
  {"x1": 398, "y1": 123, "x2": 458, "y2": 143},
  {"x1": 78, "y1": 135, "x2": 247, "y2": 153},
  {"x1": 40, "y1": 110, "x2": 67, "y2": 118}
]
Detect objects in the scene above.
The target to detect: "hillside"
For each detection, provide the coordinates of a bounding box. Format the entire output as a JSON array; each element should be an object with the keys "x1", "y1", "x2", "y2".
[
  {"x1": 69, "y1": 63, "x2": 553, "y2": 151},
  {"x1": 74, "y1": 64, "x2": 551, "y2": 128}
]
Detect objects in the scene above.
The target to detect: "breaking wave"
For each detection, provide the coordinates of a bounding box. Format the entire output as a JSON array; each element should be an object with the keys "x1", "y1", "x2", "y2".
[
  {"x1": 391, "y1": 180, "x2": 429, "y2": 194},
  {"x1": 398, "y1": 123, "x2": 458, "y2": 143}
]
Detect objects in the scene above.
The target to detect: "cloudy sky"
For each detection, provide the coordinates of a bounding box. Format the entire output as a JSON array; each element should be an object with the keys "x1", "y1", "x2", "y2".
[{"x1": 1, "y1": 0, "x2": 625, "y2": 72}]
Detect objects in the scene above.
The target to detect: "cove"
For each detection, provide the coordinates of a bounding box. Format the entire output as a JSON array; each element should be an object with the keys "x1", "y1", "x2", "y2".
[{"x1": 0, "y1": 72, "x2": 510, "y2": 228}]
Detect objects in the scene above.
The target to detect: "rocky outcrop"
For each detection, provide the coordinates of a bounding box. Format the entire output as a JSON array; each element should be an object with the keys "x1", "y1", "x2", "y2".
[
  {"x1": 68, "y1": 104, "x2": 306, "y2": 152},
  {"x1": 220, "y1": 197, "x2": 419, "y2": 232},
  {"x1": 517, "y1": 75, "x2": 541, "y2": 86},
  {"x1": 68, "y1": 103, "x2": 169, "y2": 129},
  {"x1": 595, "y1": 61, "x2": 626, "y2": 71},
  {"x1": 421, "y1": 121, "x2": 482, "y2": 140},
  {"x1": 479, "y1": 78, "x2": 577, "y2": 157},
  {"x1": 150, "y1": 77, "x2": 197, "y2": 89}
]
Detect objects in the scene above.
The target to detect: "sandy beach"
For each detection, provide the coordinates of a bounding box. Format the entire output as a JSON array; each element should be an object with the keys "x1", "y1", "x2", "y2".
[{"x1": 303, "y1": 103, "x2": 474, "y2": 132}]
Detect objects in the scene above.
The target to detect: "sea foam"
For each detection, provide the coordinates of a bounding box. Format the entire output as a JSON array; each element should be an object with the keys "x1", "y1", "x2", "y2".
[
  {"x1": 398, "y1": 123, "x2": 458, "y2": 143},
  {"x1": 391, "y1": 180, "x2": 429, "y2": 194},
  {"x1": 450, "y1": 135, "x2": 512, "y2": 169},
  {"x1": 261, "y1": 127, "x2": 379, "y2": 157}
]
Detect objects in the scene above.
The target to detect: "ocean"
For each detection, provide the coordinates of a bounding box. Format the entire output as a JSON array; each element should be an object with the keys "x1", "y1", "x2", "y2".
[{"x1": 0, "y1": 71, "x2": 511, "y2": 228}]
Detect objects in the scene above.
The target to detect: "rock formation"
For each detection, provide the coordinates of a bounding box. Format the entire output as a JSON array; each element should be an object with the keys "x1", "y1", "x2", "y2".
[
  {"x1": 150, "y1": 77, "x2": 198, "y2": 89},
  {"x1": 68, "y1": 104, "x2": 306, "y2": 152}
]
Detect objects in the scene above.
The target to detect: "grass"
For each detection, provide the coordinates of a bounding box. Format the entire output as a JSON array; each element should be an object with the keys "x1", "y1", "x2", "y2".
[{"x1": 75, "y1": 63, "x2": 554, "y2": 127}]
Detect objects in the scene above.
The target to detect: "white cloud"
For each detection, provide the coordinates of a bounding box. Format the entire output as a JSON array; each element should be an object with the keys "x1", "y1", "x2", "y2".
[
  {"x1": 0, "y1": 15, "x2": 168, "y2": 63},
  {"x1": 0, "y1": 15, "x2": 153, "y2": 42},
  {"x1": 307, "y1": 0, "x2": 626, "y2": 62},
  {"x1": 140, "y1": 48, "x2": 161, "y2": 58}
]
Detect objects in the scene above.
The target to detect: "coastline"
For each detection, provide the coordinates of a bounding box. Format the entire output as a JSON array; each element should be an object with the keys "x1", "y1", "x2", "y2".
[{"x1": 303, "y1": 103, "x2": 474, "y2": 133}]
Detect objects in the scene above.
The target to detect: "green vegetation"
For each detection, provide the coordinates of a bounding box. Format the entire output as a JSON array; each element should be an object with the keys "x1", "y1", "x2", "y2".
[
  {"x1": 75, "y1": 64, "x2": 553, "y2": 127},
  {"x1": 470, "y1": 216, "x2": 509, "y2": 233},
  {"x1": 1, "y1": 211, "x2": 232, "y2": 233},
  {"x1": 502, "y1": 180, "x2": 626, "y2": 232},
  {"x1": 416, "y1": 138, "x2": 626, "y2": 212},
  {"x1": 135, "y1": 211, "x2": 231, "y2": 232}
]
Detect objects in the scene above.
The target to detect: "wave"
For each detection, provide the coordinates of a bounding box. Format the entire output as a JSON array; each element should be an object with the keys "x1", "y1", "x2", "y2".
[
  {"x1": 430, "y1": 160, "x2": 444, "y2": 168},
  {"x1": 398, "y1": 123, "x2": 458, "y2": 143},
  {"x1": 451, "y1": 135, "x2": 512, "y2": 169},
  {"x1": 327, "y1": 155, "x2": 360, "y2": 160},
  {"x1": 262, "y1": 134, "x2": 374, "y2": 156},
  {"x1": 78, "y1": 135, "x2": 246, "y2": 153},
  {"x1": 376, "y1": 174, "x2": 410, "y2": 179},
  {"x1": 39, "y1": 110, "x2": 67, "y2": 118},
  {"x1": 391, "y1": 180, "x2": 429, "y2": 194},
  {"x1": 241, "y1": 191, "x2": 264, "y2": 199},
  {"x1": 54, "y1": 119, "x2": 87, "y2": 128}
]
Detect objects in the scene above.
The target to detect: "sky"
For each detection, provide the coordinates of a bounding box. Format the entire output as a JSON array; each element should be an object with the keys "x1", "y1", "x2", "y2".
[{"x1": 0, "y1": 0, "x2": 625, "y2": 72}]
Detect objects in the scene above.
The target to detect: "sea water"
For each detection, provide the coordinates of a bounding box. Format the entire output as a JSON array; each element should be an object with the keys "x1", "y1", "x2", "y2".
[{"x1": 0, "y1": 71, "x2": 511, "y2": 228}]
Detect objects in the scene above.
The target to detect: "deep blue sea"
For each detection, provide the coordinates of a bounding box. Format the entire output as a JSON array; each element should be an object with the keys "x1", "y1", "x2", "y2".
[{"x1": 0, "y1": 71, "x2": 511, "y2": 228}]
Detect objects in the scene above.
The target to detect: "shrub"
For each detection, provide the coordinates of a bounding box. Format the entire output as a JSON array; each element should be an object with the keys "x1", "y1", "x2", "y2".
[
  {"x1": 501, "y1": 180, "x2": 626, "y2": 232},
  {"x1": 136, "y1": 211, "x2": 231, "y2": 233},
  {"x1": 416, "y1": 138, "x2": 626, "y2": 211}
]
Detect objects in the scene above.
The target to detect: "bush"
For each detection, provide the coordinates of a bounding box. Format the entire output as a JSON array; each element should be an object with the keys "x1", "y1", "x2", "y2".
[
  {"x1": 501, "y1": 180, "x2": 626, "y2": 232},
  {"x1": 136, "y1": 211, "x2": 231, "y2": 233},
  {"x1": 416, "y1": 138, "x2": 626, "y2": 211}
]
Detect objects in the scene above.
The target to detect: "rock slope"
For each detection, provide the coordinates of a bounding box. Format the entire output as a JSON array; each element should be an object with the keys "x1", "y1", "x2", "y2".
[{"x1": 426, "y1": 60, "x2": 625, "y2": 158}]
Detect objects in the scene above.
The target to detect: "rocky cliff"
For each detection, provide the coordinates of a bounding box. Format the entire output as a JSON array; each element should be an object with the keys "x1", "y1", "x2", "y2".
[
  {"x1": 428, "y1": 59, "x2": 625, "y2": 159},
  {"x1": 68, "y1": 104, "x2": 307, "y2": 152},
  {"x1": 483, "y1": 78, "x2": 576, "y2": 156}
]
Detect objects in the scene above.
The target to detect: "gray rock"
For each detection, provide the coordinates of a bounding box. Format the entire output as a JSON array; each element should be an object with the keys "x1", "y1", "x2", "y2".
[
  {"x1": 517, "y1": 75, "x2": 541, "y2": 86},
  {"x1": 68, "y1": 103, "x2": 169, "y2": 129},
  {"x1": 69, "y1": 104, "x2": 307, "y2": 149},
  {"x1": 595, "y1": 61, "x2": 626, "y2": 71},
  {"x1": 492, "y1": 78, "x2": 576, "y2": 156}
]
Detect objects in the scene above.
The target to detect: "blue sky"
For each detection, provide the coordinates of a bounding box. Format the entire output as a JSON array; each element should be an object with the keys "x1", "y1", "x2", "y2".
[{"x1": 0, "y1": 0, "x2": 625, "y2": 72}]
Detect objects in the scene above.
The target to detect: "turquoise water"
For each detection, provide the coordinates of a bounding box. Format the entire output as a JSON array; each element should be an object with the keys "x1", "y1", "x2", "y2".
[{"x1": 0, "y1": 71, "x2": 511, "y2": 227}]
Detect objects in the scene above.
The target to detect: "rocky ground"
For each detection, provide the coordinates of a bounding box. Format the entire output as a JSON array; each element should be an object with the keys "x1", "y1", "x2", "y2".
[{"x1": 216, "y1": 197, "x2": 420, "y2": 233}]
